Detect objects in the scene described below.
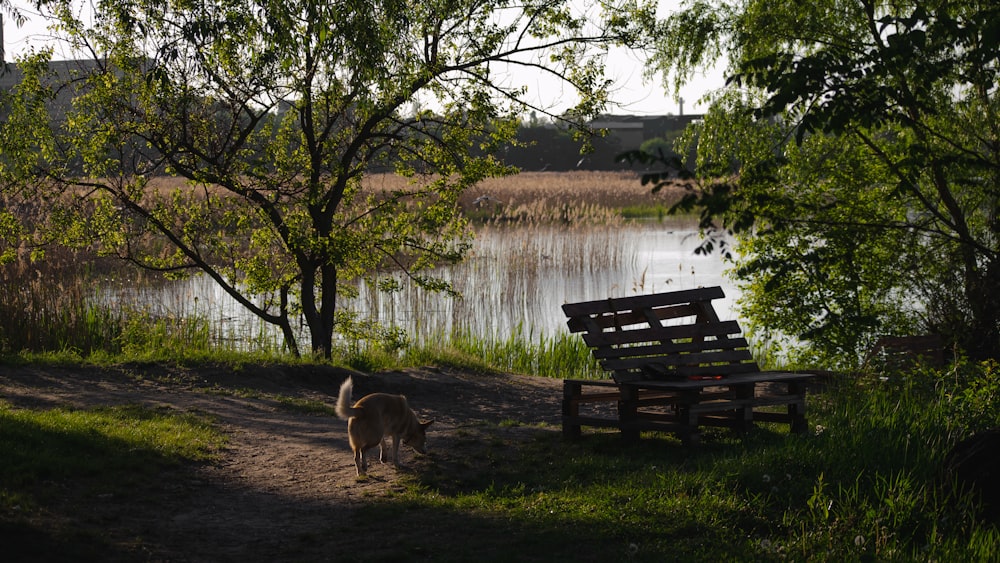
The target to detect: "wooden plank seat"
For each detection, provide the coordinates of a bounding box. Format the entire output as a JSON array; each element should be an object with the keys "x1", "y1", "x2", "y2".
[{"x1": 561, "y1": 286, "x2": 814, "y2": 445}]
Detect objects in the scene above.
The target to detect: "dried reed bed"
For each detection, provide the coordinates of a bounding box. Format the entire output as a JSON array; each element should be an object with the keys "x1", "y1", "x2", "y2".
[
  {"x1": 0, "y1": 248, "x2": 124, "y2": 353},
  {"x1": 146, "y1": 171, "x2": 683, "y2": 225},
  {"x1": 365, "y1": 171, "x2": 686, "y2": 224},
  {"x1": 460, "y1": 170, "x2": 680, "y2": 208}
]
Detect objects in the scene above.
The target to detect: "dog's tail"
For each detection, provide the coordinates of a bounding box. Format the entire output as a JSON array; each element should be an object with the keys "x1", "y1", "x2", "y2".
[{"x1": 335, "y1": 377, "x2": 359, "y2": 420}]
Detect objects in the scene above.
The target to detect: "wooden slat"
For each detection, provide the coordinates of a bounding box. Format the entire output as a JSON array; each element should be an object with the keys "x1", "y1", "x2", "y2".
[
  {"x1": 567, "y1": 302, "x2": 703, "y2": 333},
  {"x1": 581, "y1": 321, "x2": 743, "y2": 347},
  {"x1": 571, "y1": 392, "x2": 622, "y2": 403},
  {"x1": 591, "y1": 338, "x2": 752, "y2": 360},
  {"x1": 562, "y1": 286, "x2": 726, "y2": 318},
  {"x1": 601, "y1": 350, "x2": 756, "y2": 372},
  {"x1": 604, "y1": 364, "x2": 761, "y2": 383},
  {"x1": 563, "y1": 378, "x2": 618, "y2": 387},
  {"x1": 663, "y1": 363, "x2": 761, "y2": 378},
  {"x1": 623, "y1": 371, "x2": 814, "y2": 391}
]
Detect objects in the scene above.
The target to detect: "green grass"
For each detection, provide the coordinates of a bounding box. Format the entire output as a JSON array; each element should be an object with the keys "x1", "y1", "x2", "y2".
[
  {"x1": 343, "y1": 362, "x2": 1000, "y2": 562},
  {"x1": 0, "y1": 402, "x2": 223, "y2": 498},
  {"x1": 0, "y1": 401, "x2": 224, "y2": 559},
  {"x1": 3, "y1": 348, "x2": 1000, "y2": 559},
  {"x1": 620, "y1": 203, "x2": 672, "y2": 220},
  {"x1": 397, "y1": 326, "x2": 604, "y2": 379}
]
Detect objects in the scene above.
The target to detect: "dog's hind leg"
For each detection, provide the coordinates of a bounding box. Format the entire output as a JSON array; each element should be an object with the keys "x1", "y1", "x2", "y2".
[
  {"x1": 390, "y1": 435, "x2": 401, "y2": 467},
  {"x1": 354, "y1": 448, "x2": 367, "y2": 476},
  {"x1": 378, "y1": 438, "x2": 389, "y2": 464}
]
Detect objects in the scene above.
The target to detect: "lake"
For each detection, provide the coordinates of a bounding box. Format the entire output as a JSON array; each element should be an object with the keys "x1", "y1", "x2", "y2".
[{"x1": 130, "y1": 218, "x2": 737, "y2": 347}]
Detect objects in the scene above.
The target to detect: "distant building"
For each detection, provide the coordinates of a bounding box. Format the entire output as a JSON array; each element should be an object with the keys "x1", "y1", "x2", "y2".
[
  {"x1": 589, "y1": 114, "x2": 703, "y2": 147},
  {"x1": 1, "y1": 58, "x2": 109, "y2": 123}
]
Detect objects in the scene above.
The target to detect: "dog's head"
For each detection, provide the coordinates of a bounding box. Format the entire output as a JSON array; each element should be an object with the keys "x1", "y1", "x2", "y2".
[{"x1": 404, "y1": 420, "x2": 435, "y2": 454}]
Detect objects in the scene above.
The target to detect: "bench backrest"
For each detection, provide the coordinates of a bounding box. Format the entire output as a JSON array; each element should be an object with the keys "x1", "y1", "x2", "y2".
[{"x1": 562, "y1": 287, "x2": 760, "y2": 382}]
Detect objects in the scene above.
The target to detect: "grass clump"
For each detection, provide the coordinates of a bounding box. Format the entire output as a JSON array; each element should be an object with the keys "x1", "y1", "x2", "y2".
[{"x1": 393, "y1": 326, "x2": 603, "y2": 379}]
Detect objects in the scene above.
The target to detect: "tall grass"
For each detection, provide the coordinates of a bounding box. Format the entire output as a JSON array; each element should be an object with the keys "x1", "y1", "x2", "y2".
[
  {"x1": 0, "y1": 248, "x2": 287, "y2": 361},
  {"x1": 410, "y1": 325, "x2": 603, "y2": 379},
  {"x1": 0, "y1": 249, "x2": 126, "y2": 355}
]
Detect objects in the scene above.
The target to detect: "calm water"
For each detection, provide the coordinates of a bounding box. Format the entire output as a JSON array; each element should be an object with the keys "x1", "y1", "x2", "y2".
[{"x1": 126, "y1": 219, "x2": 737, "y2": 347}]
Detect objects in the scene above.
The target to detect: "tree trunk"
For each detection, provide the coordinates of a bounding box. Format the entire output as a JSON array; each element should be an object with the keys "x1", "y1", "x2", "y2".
[
  {"x1": 315, "y1": 262, "x2": 338, "y2": 358},
  {"x1": 299, "y1": 262, "x2": 338, "y2": 359},
  {"x1": 277, "y1": 285, "x2": 300, "y2": 357}
]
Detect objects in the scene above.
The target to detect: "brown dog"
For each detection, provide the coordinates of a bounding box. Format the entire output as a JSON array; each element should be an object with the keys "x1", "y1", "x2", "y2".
[{"x1": 335, "y1": 377, "x2": 433, "y2": 476}]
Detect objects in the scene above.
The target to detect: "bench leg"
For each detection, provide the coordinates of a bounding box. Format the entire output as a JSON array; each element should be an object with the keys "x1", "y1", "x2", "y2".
[
  {"x1": 678, "y1": 390, "x2": 701, "y2": 446},
  {"x1": 562, "y1": 381, "x2": 583, "y2": 440},
  {"x1": 736, "y1": 383, "x2": 755, "y2": 434},
  {"x1": 788, "y1": 381, "x2": 809, "y2": 434},
  {"x1": 618, "y1": 386, "x2": 640, "y2": 442}
]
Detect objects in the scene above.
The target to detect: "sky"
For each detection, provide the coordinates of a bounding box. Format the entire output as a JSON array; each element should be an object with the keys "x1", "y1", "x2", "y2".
[{"x1": 1, "y1": 0, "x2": 726, "y2": 115}]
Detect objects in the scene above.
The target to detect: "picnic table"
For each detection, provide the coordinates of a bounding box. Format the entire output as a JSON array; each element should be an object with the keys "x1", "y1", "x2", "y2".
[{"x1": 561, "y1": 286, "x2": 815, "y2": 445}]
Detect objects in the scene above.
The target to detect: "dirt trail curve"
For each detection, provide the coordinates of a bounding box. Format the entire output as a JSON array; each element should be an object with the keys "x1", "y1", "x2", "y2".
[{"x1": 0, "y1": 363, "x2": 570, "y2": 561}]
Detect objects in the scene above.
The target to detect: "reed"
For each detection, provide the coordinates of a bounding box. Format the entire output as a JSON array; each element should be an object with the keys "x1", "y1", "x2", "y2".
[
  {"x1": 364, "y1": 171, "x2": 687, "y2": 224},
  {"x1": 2, "y1": 171, "x2": 692, "y2": 359},
  {"x1": 0, "y1": 249, "x2": 125, "y2": 355},
  {"x1": 150, "y1": 171, "x2": 681, "y2": 222},
  {"x1": 0, "y1": 248, "x2": 286, "y2": 360},
  {"x1": 423, "y1": 325, "x2": 604, "y2": 379}
]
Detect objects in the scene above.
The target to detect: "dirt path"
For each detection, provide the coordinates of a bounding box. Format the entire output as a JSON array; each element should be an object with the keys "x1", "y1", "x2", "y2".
[{"x1": 0, "y1": 363, "x2": 573, "y2": 561}]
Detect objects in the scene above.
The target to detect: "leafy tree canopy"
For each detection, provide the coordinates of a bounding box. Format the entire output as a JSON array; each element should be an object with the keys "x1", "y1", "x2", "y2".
[
  {"x1": 646, "y1": 0, "x2": 1000, "y2": 367},
  {"x1": 0, "y1": 0, "x2": 654, "y2": 357}
]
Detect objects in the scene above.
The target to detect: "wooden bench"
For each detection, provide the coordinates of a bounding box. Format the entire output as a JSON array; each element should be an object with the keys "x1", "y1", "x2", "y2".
[
  {"x1": 561, "y1": 286, "x2": 815, "y2": 445},
  {"x1": 864, "y1": 334, "x2": 946, "y2": 370}
]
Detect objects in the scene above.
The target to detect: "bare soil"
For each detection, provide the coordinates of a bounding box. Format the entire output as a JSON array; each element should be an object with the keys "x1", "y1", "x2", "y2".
[{"x1": 0, "y1": 363, "x2": 579, "y2": 562}]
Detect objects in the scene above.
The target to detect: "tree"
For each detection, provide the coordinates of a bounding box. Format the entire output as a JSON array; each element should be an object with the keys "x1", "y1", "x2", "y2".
[
  {"x1": 0, "y1": 0, "x2": 652, "y2": 357},
  {"x1": 644, "y1": 0, "x2": 1000, "y2": 366}
]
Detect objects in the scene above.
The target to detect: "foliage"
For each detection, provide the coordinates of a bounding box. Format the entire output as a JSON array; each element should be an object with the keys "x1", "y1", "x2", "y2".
[
  {"x1": 643, "y1": 0, "x2": 1000, "y2": 367},
  {"x1": 0, "y1": 0, "x2": 653, "y2": 358}
]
